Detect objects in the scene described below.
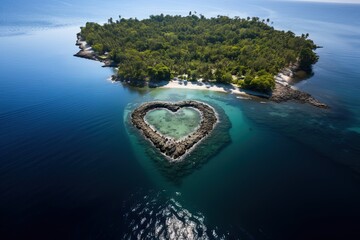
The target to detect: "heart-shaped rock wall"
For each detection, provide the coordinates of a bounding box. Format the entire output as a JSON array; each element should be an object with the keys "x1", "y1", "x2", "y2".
[{"x1": 131, "y1": 101, "x2": 218, "y2": 160}]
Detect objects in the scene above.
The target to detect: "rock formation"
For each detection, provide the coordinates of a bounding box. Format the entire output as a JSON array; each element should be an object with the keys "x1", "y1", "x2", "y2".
[
  {"x1": 270, "y1": 83, "x2": 328, "y2": 108},
  {"x1": 131, "y1": 101, "x2": 218, "y2": 160}
]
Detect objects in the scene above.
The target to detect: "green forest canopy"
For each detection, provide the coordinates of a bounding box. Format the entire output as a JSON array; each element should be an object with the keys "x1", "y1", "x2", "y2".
[{"x1": 80, "y1": 14, "x2": 318, "y2": 92}]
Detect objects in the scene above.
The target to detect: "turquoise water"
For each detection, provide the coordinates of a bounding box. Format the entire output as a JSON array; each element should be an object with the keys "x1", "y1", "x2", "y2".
[
  {"x1": 145, "y1": 108, "x2": 201, "y2": 140},
  {"x1": 1, "y1": 1, "x2": 360, "y2": 239}
]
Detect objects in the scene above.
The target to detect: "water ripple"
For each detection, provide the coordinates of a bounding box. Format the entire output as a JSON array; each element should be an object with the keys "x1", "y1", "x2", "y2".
[{"x1": 122, "y1": 190, "x2": 228, "y2": 240}]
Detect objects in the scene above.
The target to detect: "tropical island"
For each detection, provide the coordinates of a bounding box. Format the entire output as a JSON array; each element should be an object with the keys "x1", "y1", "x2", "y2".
[{"x1": 75, "y1": 13, "x2": 327, "y2": 108}]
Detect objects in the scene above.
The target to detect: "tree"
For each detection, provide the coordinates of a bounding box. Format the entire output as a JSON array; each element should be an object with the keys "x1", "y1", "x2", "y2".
[
  {"x1": 203, "y1": 69, "x2": 213, "y2": 81},
  {"x1": 190, "y1": 70, "x2": 198, "y2": 81},
  {"x1": 299, "y1": 47, "x2": 318, "y2": 72},
  {"x1": 148, "y1": 64, "x2": 171, "y2": 81},
  {"x1": 214, "y1": 69, "x2": 224, "y2": 82},
  {"x1": 92, "y1": 43, "x2": 104, "y2": 54},
  {"x1": 221, "y1": 73, "x2": 233, "y2": 83}
]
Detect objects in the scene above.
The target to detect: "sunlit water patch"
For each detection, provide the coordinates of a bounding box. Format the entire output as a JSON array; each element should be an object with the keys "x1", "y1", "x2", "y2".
[{"x1": 121, "y1": 190, "x2": 244, "y2": 240}]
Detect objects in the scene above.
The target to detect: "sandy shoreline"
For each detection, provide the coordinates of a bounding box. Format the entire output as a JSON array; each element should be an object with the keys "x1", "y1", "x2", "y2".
[
  {"x1": 156, "y1": 78, "x2": 328, "y2": 108},
  {"x1": 158, "y1": 80, "x2": 269, "y2": 98}
]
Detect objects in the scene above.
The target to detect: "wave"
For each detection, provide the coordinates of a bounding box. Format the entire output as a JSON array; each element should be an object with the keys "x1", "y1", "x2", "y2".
[{"x1": 121, "y1": 190, "x2": 229, "y2": 240}]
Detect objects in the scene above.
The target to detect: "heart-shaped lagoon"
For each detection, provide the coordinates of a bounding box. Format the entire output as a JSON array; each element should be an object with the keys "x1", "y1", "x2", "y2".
[
  {"x1": 131, "y1": 101, "x2": 218, "y2": 161},
  {"x1": 144, "y1": 108, "x2": 201, "y2": 140}
]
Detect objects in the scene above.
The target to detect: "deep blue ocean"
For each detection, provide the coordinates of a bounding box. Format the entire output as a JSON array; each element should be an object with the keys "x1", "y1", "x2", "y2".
[{"x1": 1, "y1": 1, "x2": 360, "y2": 239}]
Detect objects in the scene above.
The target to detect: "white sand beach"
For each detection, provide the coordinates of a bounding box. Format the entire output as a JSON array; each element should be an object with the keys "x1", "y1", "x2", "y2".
[{"x1": 159, "y1": 80, "x2": 269, "y2": 98}]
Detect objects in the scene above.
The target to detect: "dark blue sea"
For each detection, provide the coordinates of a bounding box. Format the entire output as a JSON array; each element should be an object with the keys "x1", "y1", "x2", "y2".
[{"x1": 1, "y1": 1, "x2": 360, "y2": 239}]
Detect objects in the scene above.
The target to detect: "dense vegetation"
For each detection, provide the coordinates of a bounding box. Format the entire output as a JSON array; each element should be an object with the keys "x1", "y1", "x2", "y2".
[{"x1": 80, "y1": 13, "x2": 318, "y2": 92}]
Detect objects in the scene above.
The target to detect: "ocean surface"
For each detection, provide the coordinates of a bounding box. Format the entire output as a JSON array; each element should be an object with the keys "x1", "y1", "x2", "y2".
[{"x1": 1, "y1": 1, "x2": 360, "y2": 239}]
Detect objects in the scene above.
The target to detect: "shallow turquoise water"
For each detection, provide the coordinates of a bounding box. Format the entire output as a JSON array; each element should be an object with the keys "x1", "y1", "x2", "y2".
[
  {"x1": 1, "y1": 1, "x2": 360, "y2": 240},
  {"x1": 145, "y1": 107, "x2": 201, "y2": 140}
]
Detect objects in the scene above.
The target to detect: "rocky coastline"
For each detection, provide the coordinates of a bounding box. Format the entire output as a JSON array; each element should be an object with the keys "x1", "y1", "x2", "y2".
[
  {"x1": 74, "y1": 33, "x2": 115, "y2": 67},
  {"x1": 131, "y1": 101, "x2": 218, "y2": 161},
  {"x1": 271, "y1": 63, "x2": 328, "y2": 108},
  {"x1": 270, "y1": 83, "x2": 328, "y2": 108}
]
